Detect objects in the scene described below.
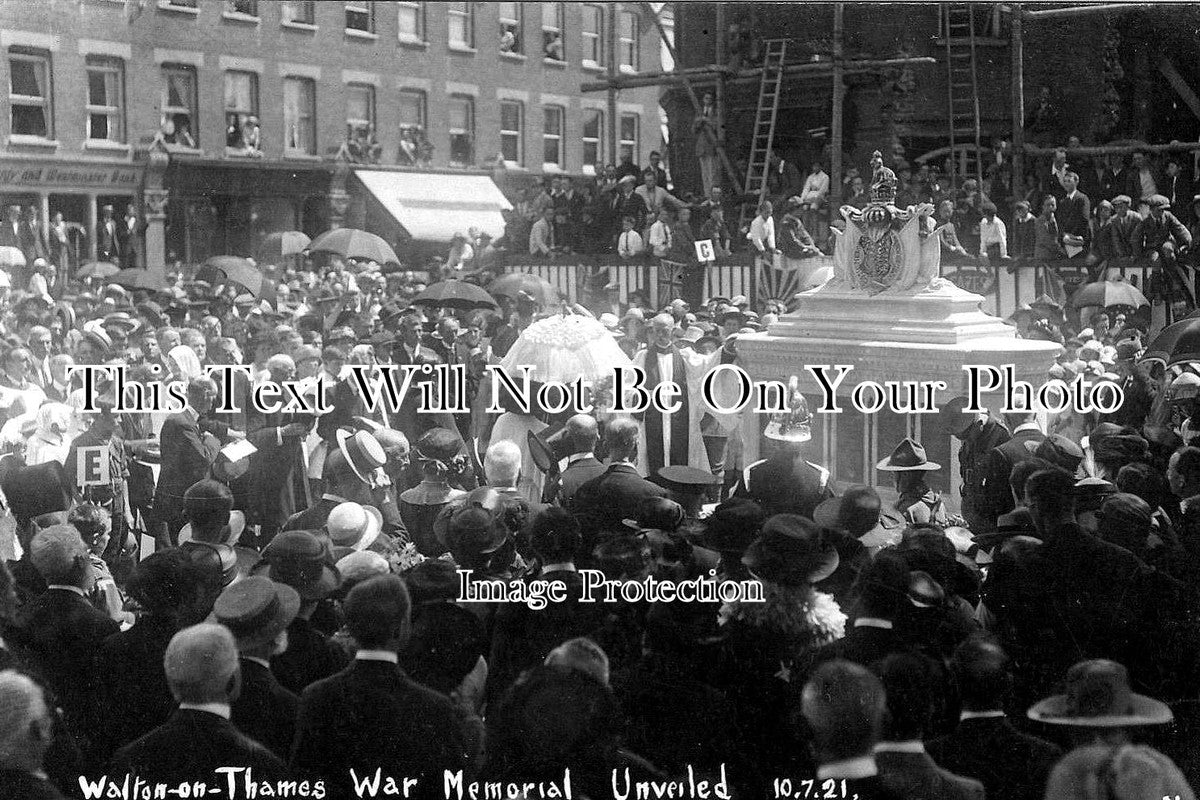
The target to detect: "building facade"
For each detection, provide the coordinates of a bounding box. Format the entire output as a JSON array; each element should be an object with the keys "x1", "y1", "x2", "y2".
[{"x1": 0, "y1": 0, "x2": 662, "y2": 269}]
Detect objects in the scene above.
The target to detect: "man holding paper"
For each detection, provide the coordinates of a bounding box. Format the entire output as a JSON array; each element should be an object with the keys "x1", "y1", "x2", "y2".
[{"x1": 245, "y1": 354, "x2": 312, "y2": 546}]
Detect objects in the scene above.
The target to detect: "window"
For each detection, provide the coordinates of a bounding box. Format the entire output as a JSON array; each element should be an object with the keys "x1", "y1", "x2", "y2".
[
  {"x1": 161, "y1": 0, "x2": 198, "y2": 8},
  {"x1": 161, "y1": 64, "x2": 197, "y2": 147},
  {"x1": 224, "y1": 70, "x2": 258, "y2": 151},
  {"x1": 581, "y1": 109, "x2": 603, "y2": 174},
  {"x1": 541, "y1": 2, "x2": 564, "y2": 61},
  {"x1": 345, "y1": 1, "x2": 374, "y2": 33},
  {"x1": 225, "y1": 0, "x2": 257, "y2": 16},
  {"x1": 280, "y1": 0, "x2": 314, "y2": 25},
  {"x1": 448, "y1": 95, "x2": 474, "y2": 165},
  {"x1": 448, "y1": 2, "x2": 473, "y2": 48},
  {"x1": 397, "y1": 1, "x2": 424, "y2": 42},
  {"x1": 346, "y1": 83, "x2": 374, "y2": 129},
  {"x1": 497, "y1": 2, "x2": 522, "y2": 54},
  {"x1": 619, "y1": 113, "x2": 639, "y2": 165},
  {"x1": 398, "y1": 89, "x2": 426, "y2": 165},
  {"x1": 283, "y1": 76, "x2": 315, "y2": 155},
  {"x1": 86, "y1": 56, "x2": 124, "y2": 143},
  {"x1": 581, "y1": 5, "x2": 604, "y2": 67},
  {"x1": 543, "y1": 106, "x2": 564, "y2": 170},
  {"x1": 9, "y1": 50, "x2": 52, "y2": 139},
  {"x1": 618, "y1": 10, "x2": 638, "y2": 71},
  {"x1": 499, "y1": 100, "x2": 522, "y2": 167}
]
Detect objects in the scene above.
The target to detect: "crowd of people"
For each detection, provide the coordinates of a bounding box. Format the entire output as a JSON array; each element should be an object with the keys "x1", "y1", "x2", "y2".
[{"x1": 0, "y1": 220, "x2": 1191, "y2": 800}]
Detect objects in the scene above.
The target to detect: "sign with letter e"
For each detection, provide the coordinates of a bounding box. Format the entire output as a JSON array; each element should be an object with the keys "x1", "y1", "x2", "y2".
[
  {"x1": 77, "y1": 446, "x2": 110, "y2": 487},
  {"x1": 694, "y1": 238, "x2": 717, "y2": 263}
]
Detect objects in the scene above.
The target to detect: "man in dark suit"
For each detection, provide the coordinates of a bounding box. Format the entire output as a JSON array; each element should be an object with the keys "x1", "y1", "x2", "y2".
[
  {"x1": 941, "y1": 398, "x2": 1011, "y2": 533},
  {"x1": 153, "y1": 377, "x2": 224, "y2": 542},
  {"x1": 875, "y1": 653, "x2": 985, "y2": 800},
  {"x1": 808, "y1": 552, "x2": 912, "y2": 675},
  {"x1": 97, "y1": 204, "x2": 120, "y2": 264},
  {"x1": 570, "y1": 417, "x2": 668, "y2": 541},
  {"x1": 9, "y1": 526, "x2": 120, "y2": 758},
  {"x1": 211, "y1": 576, "x2": 301, "y2": 760},
  {"x1": 245, "y1": 354, "x2": 312, "y2": 543},
  {"x1": 1100, "y1": 154, "x2": 1137, "y2": 203},
  {"x1": 1056, "y1": 172, "x2": 1091, "y2": 247},
  {"x1": 556, "y1": 414, "x2": 605, "y2": 507},
  {"x1": 291, "y1": 575, "x2": 471, "y2": 800},
  {"x1": 1100, "y1": 195, "x2": 1142, "y2": 264},
  {"x1": 799, "y1": 661, "x2": 905, "y2": 800},
  {"x1": 116, "y1": 204, "x2": 143, "y2": 269},
  {"x1": 733, "y1": 394, "x2": 834, "y2": 519},
  {"x1": 927, "y1": 640, "x2": 1061, "y2": 800},
  {"x1": 979, "y1": 412, "x2": 1045, "y2": 527},
  {"x1": 0, "y1": 671, "x2": 69, "y2": 800},
  {"x1": 1164, "y1": 160, "x2": 1195, "y2": 224},
  {"x1": 110, "y1": 624, "x2": 287, "y2": 783},
  {"x1": 283, "y1": 437, "x2": 381, "y2": 532},
  {"x1": 389, "y1": 311, "x2": 446, "y2": 444}
]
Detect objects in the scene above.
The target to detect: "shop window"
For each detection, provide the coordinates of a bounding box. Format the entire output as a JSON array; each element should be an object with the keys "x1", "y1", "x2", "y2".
[
  {"x1": 345, "y1": 1, "x2": 374, "y2": 34},
  {"x1": 448, "y1": 94, "x2": 474, "y2": 166},
  {"x1": 582, "y1": 5, "x2": 604, "y2": 68},
  {"x1": 161, "y1": 64, "x2": 197, "y2": 148},
  {"x1": 86, "y1": 56, "x2": 124, "y2": 143},
  {"x1": 498, "y1": 2, "x2": 521, "y2": 54},
  {"x1": 619, "y1": 113, "x2": 639, "y2": 165},
  {"x1": 582, "y1": 108, "x2": 603, "y2": 175},
  {"x1": 500, "y1": 100, "x2": 523, "y2": 167},
  {"x1": 543, "y1": 105, "x2": 564, "y2": 170},
  {"x1": 224, "y1": 70, "x2": 260, "y2": 154},
  {"x1": 541, "y1": 2, "x2": 564, "y2": 62},
  {"x1": 397, "y1": 1, "x2": 424, "y2": 42},
  {"x1": 283, "y1": 76, "x2": 316, "y2": 156},
  {"x1": 448, "y1": 2, "x2": 473, "y2": 49}
]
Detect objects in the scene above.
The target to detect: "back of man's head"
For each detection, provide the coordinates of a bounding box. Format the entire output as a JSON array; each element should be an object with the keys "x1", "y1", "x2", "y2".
[
  {"x1": 323, "y1": 449, "x2": 364, "y2": 494},
  {"x1": 183, "y1": 479, "x2": 234, "y2": 541},
  {"x1": 1175, "y1": 446, "x2": 1200, "y2": 487},
  {"x1": 878, "y1": 652, "x2": 938, "y2": 741},
  {"x1": 1025, "y1": 467, "x2": 1077, "y2": 524},
  {"x1": 950, "y1": 638, "x2": 1012, "y2": 712},
  {"x1": 802, "y1": 660, "x2": 886, "y2": 763},
  {"x1": 0, "y1": 670, "x2": 49, "y2": 770},
  {"x1": 1008, "y1": 457, "x2": 1054, "y2": 505},
  {"x1": 854, "y1": 550, "x2": 910, "y2": 620},
  {"x1": 605, "y1": 416, "x2": 640, "y2": 461},
  {"x1": 545, "y1": 637, "x2": 610, "y2": 686},
  {"x1": 344, "y1": 574, "x2": 411, "y2": 651},
  {"x1": 164, "y1": 623, "x2": 239, "y2": 705},
  {"x1": 530, "y1": 506, "x2": 582, "y2": 565},
  {"x1": 484, "y1": 440, "x2": 522, "y2": 488},
  {"x1": 565, "y1": 414, "x2": 598, "y2": 454},
  {"x1": 1003, "y1": 411, "x2": 1037, "y2": 429},
  {"x1": 29, "y1": 524, "x2": 88, "y2": 586}
]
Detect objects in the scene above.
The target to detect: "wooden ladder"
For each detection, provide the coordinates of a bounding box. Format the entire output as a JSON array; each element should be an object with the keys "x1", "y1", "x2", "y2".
[
  {"x1": 943, "y1": 3, "x2": 983, "y2": 189},
  {"x1": 738, "y1": 38, "x2": 789, "y2": 233}
]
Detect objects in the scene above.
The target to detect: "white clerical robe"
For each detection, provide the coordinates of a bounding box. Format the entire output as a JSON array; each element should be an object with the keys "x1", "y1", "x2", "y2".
[{"x1": 630, "y1": 346, "x2": 742, "y2": 475}]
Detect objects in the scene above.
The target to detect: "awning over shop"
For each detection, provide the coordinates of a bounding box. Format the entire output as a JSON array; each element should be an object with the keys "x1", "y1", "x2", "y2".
[{"x1": 353, "y1": 169, "x2": 512, "y2": 243}]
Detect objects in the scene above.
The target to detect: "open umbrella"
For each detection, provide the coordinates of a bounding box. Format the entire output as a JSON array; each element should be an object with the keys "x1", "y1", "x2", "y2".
[
  {"x1": 1071, "y1": 279, "x2": 1149, "y2": 309},
  {"x1": 308, "y1": 228, "x2": 400, "y2": 267},
  {"x1": 258, "y1": 230, "x2": 311, "y2": 263},
  {"x1": 77, "y1": 261, "x2": 120, "y2": 280},
  {"x1": 412, "y1": 279, "x2": 497, "y2": 310},
  {"x1": 500, "y1": 313, "x2": 632, "y2": 385},
  {"x1": 0, "y1": 246, "x2": 25, "y2": 270},
  {"x1": 109, "y1": 269, "x2": 166, "y2": 292},
  {"x1": 486, "y1": 272, "x2": 561, "y2": 307},
  {"x1": 197, "y1": 255, "x2": 264, "y2": 297},
  {"x1": 1142, "y1": 310, "x2": 1200, "y2": 364}
]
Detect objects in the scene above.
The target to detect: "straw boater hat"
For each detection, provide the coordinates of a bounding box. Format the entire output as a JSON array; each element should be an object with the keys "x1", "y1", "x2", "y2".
[
  {"x1": 763, "y1": 376, "x2": 811, "y2": 443},
  {"x1": 335, "y1": 428, "x2": 387, "y2": 486},
  {"x1": 876, "y1": 438, "x2": 941, "y2": 471},
  {"x1": 1028, "y1": 659, "x2": 1172, "y2": 727},
  {"x1": 325, "y1": 501, "x2": 382, "y2": 554}
]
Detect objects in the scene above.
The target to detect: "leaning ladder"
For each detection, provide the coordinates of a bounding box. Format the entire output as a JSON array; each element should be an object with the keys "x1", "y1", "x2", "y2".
[{"x1": 738, "y1": 38, "x2": 789, "y2": 233}]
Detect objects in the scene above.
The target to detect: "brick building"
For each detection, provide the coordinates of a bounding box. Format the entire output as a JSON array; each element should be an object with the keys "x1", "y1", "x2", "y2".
[{"x1": 0, "y1": 0, "x2": 662, "y2": 270}]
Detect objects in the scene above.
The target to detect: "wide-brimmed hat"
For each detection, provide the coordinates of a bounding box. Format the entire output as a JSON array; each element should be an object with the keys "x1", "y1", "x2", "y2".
[
  {"x1": 179, "y1": 510, "x2": 247, "y2": 548},
  {"x1": 252, "y1": 530, "x2": 342, "y2": 601},
  {"x1": 742, "y1": 514, "x2": 840, "y2": 586},
  {"x1": 326, "y1": 501, "x2": 382, "y2": 553},
  {"x1": 1028, "y1": 659, "x2": 1173, "y2": 727},
  {"x1": 703, "y1": 498, "x2": 765, "y2": 557},
  {"x1": 813, "y1": 486, "x2": 883, "y2": 538},
  {"x1": 335, "y1": 428, "x2": 387, "y2": 486},
  {"x1": 1, "y1": 461, "x2": 72, "y2": 522},
  {"x1": 209, "y1": 575, "x2": 300, "y2": 650},
  {"x1": 876, "y1": 438, "x2": 940, "y2": 471},
  {"x1": 937, "y1": 396, "x2": 976, "y2": 438},
  {"x1": 763, "y1": 376, "x2": 811, "y2": 443}
]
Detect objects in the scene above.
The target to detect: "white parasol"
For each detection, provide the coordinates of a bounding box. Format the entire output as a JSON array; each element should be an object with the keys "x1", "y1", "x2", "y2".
[{"x1": 499, "y1": 313, "x2": 631, "y2": 384}]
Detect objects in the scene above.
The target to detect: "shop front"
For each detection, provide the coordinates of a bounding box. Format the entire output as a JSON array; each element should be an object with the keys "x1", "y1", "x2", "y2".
[{"x1": 0, "y1": 158, "x2": 144, "y2": 270}]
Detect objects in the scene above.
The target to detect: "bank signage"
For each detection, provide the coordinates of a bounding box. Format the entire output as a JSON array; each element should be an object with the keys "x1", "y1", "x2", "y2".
[{"x1": 0, "y1": 161, "x2": 142, "y2": 190}]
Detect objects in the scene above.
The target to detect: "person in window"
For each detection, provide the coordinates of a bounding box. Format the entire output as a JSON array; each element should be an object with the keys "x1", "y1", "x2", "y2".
[
  {"x1": 499, "y1": 24, "x2": 517, "y2": 53},
  {"x1": 398, "y1": 128, "x2": 419, "y2": 165},
  {"x1": 172, "y1": 115, "x2": 196, "y2": 149},
  {"x1": 226, "y1": 112, "x2": 245, "y2": 149},
  {"x1": 242, "y1": 115, "x2": 261, "y2": 154},
  {"x1": 544, "y1": 32, "x2": 564, "y2": 61}
]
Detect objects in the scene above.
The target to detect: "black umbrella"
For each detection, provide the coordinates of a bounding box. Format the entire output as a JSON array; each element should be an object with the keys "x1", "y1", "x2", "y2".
[{"x1": 412, "y1": 279, "x2": 497, "y2": 310}]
